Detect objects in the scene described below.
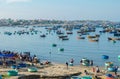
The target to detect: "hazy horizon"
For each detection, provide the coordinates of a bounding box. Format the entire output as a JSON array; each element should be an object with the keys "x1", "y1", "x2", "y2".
[{"x1": 0, "y1": 0, "x2": 120, "y2": 22}]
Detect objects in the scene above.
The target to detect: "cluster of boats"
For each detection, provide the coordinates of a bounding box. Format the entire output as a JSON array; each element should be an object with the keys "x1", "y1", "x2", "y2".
[
  {"x1": 87, "y1": 34, "x2": 100, "y2": 42},
  {"x1": 100, "y1": 27, "x2": 120, "y2": 41},
  {"x1": 4, "y1": 28, "x2": 39, "y2": 36},
  {"x1": 2, "y1": 25, "x2": 120, "y2": 43}
]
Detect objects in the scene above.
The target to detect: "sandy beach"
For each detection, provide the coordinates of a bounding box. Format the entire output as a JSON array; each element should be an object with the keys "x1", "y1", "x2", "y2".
[{"x1": 0, "y1": 62, "x2": 119, "y2": 79}]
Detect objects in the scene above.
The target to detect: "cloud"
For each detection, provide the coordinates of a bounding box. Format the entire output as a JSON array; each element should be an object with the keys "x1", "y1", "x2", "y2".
[{"x1": 2, "y1": 0, "x2": 31, "y2": 3}]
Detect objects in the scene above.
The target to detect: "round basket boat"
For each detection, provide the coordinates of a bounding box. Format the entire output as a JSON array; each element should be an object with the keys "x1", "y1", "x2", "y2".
[
  {"x1": 69, "y1": 63, "x2": 73, "y2": 66},
  {"x1": 82, "y1": 62, "x2": 89, "y2": 66},
  {"x1": 81, "y1": 58, "x2": 89, "y2": 62},
  {"x1": 18, "y1": 63, "x2": 26, "y2": 68},
  {"x1": 28, "y1": 67, "x2": 38, "y2": 72},
  {"x1": 81, "y1": 58, "x2": 89, "y2": 66},
  {"x1": 108, "y1": 67, "x2": 115, "y2": 72},
  {"x1": 82, "y1": 58, "x2": 87, "y2": 61},
  {"x1": 105, "y1": 74, "x2": 113, "y2": 77},
  {"x1": 81, "y1": 76, "x2": 92, "y2": 79},
  {"x1": 105, "y1": 62, "x2": 113, "y2": 67},
  {"x1": 105, "y1": 74, "x2": 115, "y2": 79},
  {"x1": 11, "y1": 65, "x2": 19, "y2": 69},
  {"x1": 58, "y1": 48, "x2": 64, "y2": 51},
  {"x1": 118, "y1": 55, "x2": 120, "y2": 59},
  {"x1": 102, "y1": 55, "x2": 109, "y2": 59},
  {"x1": 7, "y1": 70, "x2": 18, "y2": 76},
  {"x1": 71, "y1": 76, "x2": 81, "y2": 79},
  {"x1": 0, "y1": 75, "x2": 2, "y2": 79}
]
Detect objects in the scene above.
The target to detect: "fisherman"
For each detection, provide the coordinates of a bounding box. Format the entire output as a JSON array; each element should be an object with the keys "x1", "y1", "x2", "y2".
[
  {"x1": 70, "y1": 58, "x2": 74, "y2": 63},
  {"x1": 66, "y1": 62, "x2": 68, "y2": 69}
]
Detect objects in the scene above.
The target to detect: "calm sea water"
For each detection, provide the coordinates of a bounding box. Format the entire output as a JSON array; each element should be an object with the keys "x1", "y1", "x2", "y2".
[{"x1": 0, "y1": 26, "x2": 120, "y2": 66}]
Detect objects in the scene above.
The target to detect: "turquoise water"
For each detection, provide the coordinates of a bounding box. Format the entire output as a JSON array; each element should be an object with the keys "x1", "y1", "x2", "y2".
[{"x1": 0, "y1": 26, "x2": 120, "y2": 66}]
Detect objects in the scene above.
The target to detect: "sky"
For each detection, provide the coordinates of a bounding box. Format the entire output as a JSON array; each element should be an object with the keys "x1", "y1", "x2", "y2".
[{"x1": 0, "y1": 0, "x2": 120, "y2": 21}]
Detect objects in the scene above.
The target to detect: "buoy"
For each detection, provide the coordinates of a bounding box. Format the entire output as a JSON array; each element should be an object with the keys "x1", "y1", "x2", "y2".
[
  {"x1": 52, "y1": 44, "x2": 57, "y2": 47},
  {"x1": 58, "y1": 48, "x2": 64, "y2": 51}
]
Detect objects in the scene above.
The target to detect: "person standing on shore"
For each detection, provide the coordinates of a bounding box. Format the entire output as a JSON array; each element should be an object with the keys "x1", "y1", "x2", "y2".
[
  {"x1": 96, "y1": 66, "x2": 100, "y2": 73},
  {"x1": 66, "y1": 62, "x2": 68, "y2": 69},
  {"x1": 80, "y1": 60, "x2": 82, "y2": 65},
  {"x1": 114, "y1": 66, "x2": 118, "y2": 76},
  {"x1": 92, "y1": 66, "x2": 95, "y2": 73},
  {"x1": 70, "y1": 58, "x2": 74, "y2": 63},
  {"x1": 90, "y1": 60, "x2": 93, "y2": 66}
]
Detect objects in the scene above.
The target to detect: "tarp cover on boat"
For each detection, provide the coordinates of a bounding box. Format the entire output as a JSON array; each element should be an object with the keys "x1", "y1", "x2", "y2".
[{"x1": 0, "y1": 54, "x2": 14, "y2": 57}]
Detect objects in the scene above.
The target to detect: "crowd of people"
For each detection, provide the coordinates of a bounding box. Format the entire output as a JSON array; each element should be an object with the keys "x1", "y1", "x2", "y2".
[
  {"x1": 65, "y1": 58, "x2": 120, "y2": 78},
  {"x1": 0, "y1": 50, "x2": 40, "y2": 67}
]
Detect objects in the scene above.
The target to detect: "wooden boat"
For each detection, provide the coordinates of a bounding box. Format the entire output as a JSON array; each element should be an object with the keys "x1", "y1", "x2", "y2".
[
  {"x1": 66, "y1": 31, "x2": 73, "y2": 34},
  {"x1": 116, "y1": 38, "x2": 120, "y2": 40},
  {"x1": 87, "y1": 35, "x2": 96, "y2": 39},
  {"x1": 108, "y1": 37, "x2": 112, "y2": 40},
  {"x1": 95, "y1": 34, "x2": 100, "y2": 37},
  {"x1": 77, "y1": 31, "x2": 83, "y2": 33},
  {"x1": 108, "y1": 37, "x2": 117, "y2": 40},
  {"x1": 56, "y1": 30, "x2": 64, "y2": 35},
  {"x1": 77, "y1": 36, "x2": 85, "y2": 39},
  {"x1": 114, "y1": 33, "x2": 120, "y2": 36},
  {"x1": 40, "y1": 34, "x2": 46, "y2": 37},
  {"x1": 62, "y1": 37, "x2": 69, "y2": 40},
  {"x1": 89, "y1": 39, "x2": 99, "y2": 42},
  {"x1": 58, "y1": 35, "x2": 67, "y2": 39}
]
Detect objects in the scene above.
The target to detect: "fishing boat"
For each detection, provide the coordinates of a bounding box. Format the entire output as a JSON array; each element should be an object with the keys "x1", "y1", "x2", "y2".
[
  {"x1": 77, "y1": 36, "x2": 85, "y2": 39},
  {"x1": 62, "y1": 37, "x2": 69, "y2": 40},
  {"x1": 81, "y1": 58, "x2": 90, "y2": 66},
  {"x1": 95, "y1": 34, "x2": 100, "y2": 37},
  {"x1": 66, "y1": 31, "x2": 73, "y2": 34},
  {"x1": 114, "y1": 33, "x2": 120, "y2": 36},
  {"x1": 40, "y1": 34, "x2": 46, "y2": 37},
  {"x1": 58, "y1": 35, "x2": 68, "y2": 39},
  {"x1": 87, "y1": 35, "x2": 96, "y2": 39},
  {"x1": 89, "y1": 39, "x2": 99, "y2": 42},
  {"x1": 108, "y1": 37, "x2": 117, "y2": 40}
]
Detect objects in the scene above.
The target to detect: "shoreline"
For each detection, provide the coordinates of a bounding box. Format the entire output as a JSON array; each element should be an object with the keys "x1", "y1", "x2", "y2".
[{"x1": 0, "y1": 62, "x2": 118, "y2": 79}]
